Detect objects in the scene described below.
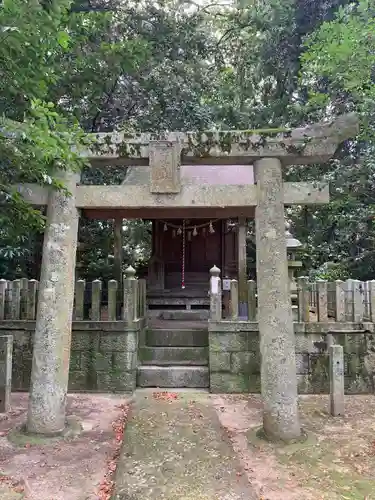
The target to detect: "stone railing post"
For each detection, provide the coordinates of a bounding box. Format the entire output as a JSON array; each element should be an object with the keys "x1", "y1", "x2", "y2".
[
  {"x1": 329, "y1": 344, "x2": 344, "y2": 416},
  {"x1": 229, "y1": 279, "x2": 239, "y2": 320},
  {"x1": 352, "y1": 279, "x2": 364, "y2": 322},
  {"x1": 123, "y1": 265, "x2": 137, "y2": 324},
  {"x1": 296, "y1": 277, "x2": 310, "y2": 323},
  {"x1": 334, "y1": 280, "x2": 346, "y2": 322},
  {"x1": 11, "y1": 279, "x2": 21, "y2": 320},
  {"x1": 91, "y1": 279, "x2": 102, "y2": 321},
  {"x1": 247, "y1": 280, "x2": 257, "y2": 321},
  {"x1": 27, "y1": 279, "x2": 39, "y2": 320},
  {"x1": 108, "y1": 280, "x2": 118, "y2": 321},
  {"x1": 368, "y1": 280, "x2": 375, "y2": 323},
  {"x1": 209, "y1": 265, "x2": 222, "y2": 321},
  {"x1": 0, "y1": 335, "x2": 12, "y2": 413},
  {"x1": 0, "y1": 279, "x2": 7, "y2": 320},
  {"x1": 316, "y1": 279, "x2": 328, "y2": 322},
  {"x1": 74, "y1": 279, "x2": 85, "y2": 321}
]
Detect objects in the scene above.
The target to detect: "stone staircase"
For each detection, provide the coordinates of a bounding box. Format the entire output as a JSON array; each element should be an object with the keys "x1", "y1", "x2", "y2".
[{"x1": 137, "y1": 312, "x2": 209, "y2": 388}]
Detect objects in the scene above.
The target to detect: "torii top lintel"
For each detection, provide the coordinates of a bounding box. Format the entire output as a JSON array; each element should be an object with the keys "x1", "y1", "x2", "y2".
[
  {"x1": 85, "y1": 113, "x2": 359, "y2": 166},
  {"x1": 15, "y1": 113, "x2": 358, "y2": 215}
]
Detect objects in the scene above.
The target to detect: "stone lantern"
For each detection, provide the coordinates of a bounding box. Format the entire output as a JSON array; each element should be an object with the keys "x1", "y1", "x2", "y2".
[{"x1": 286, "y1": 222, "x2": 302, "y2": 321}]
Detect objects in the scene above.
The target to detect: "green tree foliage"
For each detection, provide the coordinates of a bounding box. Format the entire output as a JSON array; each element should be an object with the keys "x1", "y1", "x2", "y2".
[
  {"x1": 1, "y1": 0, "x2": 374, "y2": 281},
  {"x1": 292, "y1": 0, "x2": 375, "y2": 280}
]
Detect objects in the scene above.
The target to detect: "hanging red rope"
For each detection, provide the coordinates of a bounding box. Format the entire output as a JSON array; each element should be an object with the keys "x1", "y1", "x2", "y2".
[{"x1": 181, "y1": 219, "x2": 186, "y2": 289}]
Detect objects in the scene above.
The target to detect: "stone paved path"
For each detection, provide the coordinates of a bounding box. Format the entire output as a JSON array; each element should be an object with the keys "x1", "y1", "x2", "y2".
[{"x1": 112, "y1": 390, "x2": 258, "y2": 500}]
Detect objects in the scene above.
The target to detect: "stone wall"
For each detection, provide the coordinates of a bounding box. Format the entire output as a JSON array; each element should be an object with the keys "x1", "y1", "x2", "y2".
[
  {"x1": 0, "y1": 320, "x2": 144, "y2": 393},
  {"x1": 209, "y1": 321, "x2": 375, "y2": 394}
]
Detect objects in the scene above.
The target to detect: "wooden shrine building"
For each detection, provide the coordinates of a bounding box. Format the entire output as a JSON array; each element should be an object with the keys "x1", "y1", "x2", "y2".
[{"x1": 121, "y1": 164, "x2": 256, "y2": 313}]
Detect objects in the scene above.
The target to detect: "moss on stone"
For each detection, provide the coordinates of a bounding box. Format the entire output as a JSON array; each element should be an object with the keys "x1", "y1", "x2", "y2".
[{"x1": 8, "y1": 416, "x2": 83, "y2": 446}]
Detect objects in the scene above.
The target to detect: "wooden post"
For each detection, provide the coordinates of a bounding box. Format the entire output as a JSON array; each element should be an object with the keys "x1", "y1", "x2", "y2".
[
  {"x1": 0, "y1": 335, "x2": 12, "y2": 413},
  {"x1": 329, "y1": 344, "x2": 345, "y2": 416},
  {"x1": 297, "y1": 277, "x2": 310, "y2": 323},
  {"x1": 209, "y1": 265, "x2": 222, "y2": 321},
  {"x1": 247, "y1": 280, "x2": 257, "y2": 321},
  {"x1": 91, "y1": 280, "x2": 102, "y2": 321},
  {"x1": 229, "y1": 279, "x2": 239, "y2": 320}
]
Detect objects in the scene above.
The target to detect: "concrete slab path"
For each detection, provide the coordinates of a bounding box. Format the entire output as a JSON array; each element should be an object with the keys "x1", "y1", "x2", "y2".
[{"x1": 112, "y1": 390, "x2": 258, "y2": 500}]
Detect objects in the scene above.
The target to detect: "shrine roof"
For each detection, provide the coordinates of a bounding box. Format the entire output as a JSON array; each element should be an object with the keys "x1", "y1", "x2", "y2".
[{"x1": 122, "y1": 165, "x2": 255, "y2": 186}]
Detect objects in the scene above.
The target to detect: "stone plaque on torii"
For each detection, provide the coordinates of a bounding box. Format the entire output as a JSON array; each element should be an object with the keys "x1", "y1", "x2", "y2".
[{"x1": 15, "y1": 113, "x2": 358, "y2": 436}]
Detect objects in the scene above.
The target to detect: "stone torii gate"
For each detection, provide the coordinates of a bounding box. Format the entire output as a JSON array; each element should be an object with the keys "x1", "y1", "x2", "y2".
[{"x1": 18, "y1": 114, "x2": 358, "y2": 438}]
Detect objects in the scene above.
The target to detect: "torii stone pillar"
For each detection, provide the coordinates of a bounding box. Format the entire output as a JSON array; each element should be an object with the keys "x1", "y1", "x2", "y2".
[
  {"x1": 255, "y1": 158, "x2": 300, "y2": 441},
  {"x1": 27, "y1": 171, "x2": 79, "y2": 435}
]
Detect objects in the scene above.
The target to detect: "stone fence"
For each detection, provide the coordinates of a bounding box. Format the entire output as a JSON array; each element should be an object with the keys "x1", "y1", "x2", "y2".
[
  {"x1": 0, "y1": 268, "x2": 147, "y2": 323},
  {"x1": 209, "y1": 267, "x2": 375, "y2": 323},
  {"x1": 0, "y1": 267, "x2": 147, "y2": 394},
  {"x1": 208, "y1": 267, "x2": 375, "y2": 394}
]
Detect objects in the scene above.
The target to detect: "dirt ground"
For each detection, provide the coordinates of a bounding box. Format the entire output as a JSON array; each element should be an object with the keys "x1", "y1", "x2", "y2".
[
  {"x1": 1, "y1": 392, "x2": 375, "y2": 500},
  {"x1": 0, "y1": 393, "x2": 130, "y2": 500},
  {"x1": 212, "y1": 394, "x2": 375, "y2": 500}
]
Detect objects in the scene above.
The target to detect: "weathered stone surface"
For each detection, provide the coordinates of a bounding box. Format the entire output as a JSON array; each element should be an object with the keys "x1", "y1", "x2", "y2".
[
  {"x1": 254, "y1": 156, "x2": 300, "y2": 441},
  {"x1": 99, "y1": 331, "x2": 137, "y2": 352},
  {"x1": 146, "y1": 328, "x2": 208, "y2": 347},
  {"x1": 71, "y1": 331, "x2": 100, "y2": 351},
  {"x1": 0, "y1": 335, "x2": 12, "y2": 412},
  {"x1": 137, "y1": 365, "x2": 209, "y2": 388},
  {"x1": 329, "y1": 344, "x2": 345, "y2": 416},
  {"x1": 17, "y1": 182, "x2": 330, "y2": 209},
  {"x1": 88, "y1": 113, "x2": 359, "y2": 165},
  {"x1": 149, "y1": 140, "x2": 181, "y2": 193},
  {"x1": 139, "y1": 346, "x2": 208, "y2": 366},
  {"x1": 159, "y1": 309, "x2": 209, "y2": 321},
  {"x1": 96, "y1": 370, "x2": 136, "y2": 392},
  {"x1": 27, "y1": 171, "x2": 80, "y2": 435},
  {"x1": 209, "y1": 331, "x2": 258, "y2": 352},
  {"x1": 209, "y1": 352, "x2": 231, "y2": 372},
  {"x1": 295, "y1": 353, "x2": 310, "y2": 375},
  {"x1": 210, "y1": 373, "x2": 255, "y2": 393},
  {"x1": 231, "y1": 351, "x2": 260, "y2": 374}
]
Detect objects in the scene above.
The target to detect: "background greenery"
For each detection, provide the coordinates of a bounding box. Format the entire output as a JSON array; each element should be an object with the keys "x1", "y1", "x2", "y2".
[{"x1": 1, "y1": 0, "x2": 373, "y2": 282}]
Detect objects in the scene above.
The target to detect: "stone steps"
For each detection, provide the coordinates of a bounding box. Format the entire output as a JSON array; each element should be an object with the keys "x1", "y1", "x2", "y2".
[
  {"x1": 146, "y1": 328, "x2": 208, "y2": 347},
  {"x1": 137, "y1": 365, "x2": 209, "y2": 388},
  {"x1": 139, "y1": 346, "x2": 208, "y2": 366},
  {"x1": 156, "y1": 310, "x2": 209, "y2": 321}
]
